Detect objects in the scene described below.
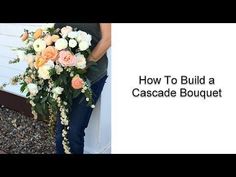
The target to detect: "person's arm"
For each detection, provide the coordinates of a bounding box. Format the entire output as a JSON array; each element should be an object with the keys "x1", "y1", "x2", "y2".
[{"x1": 88, "y1": 23, "x2": 111, "y2": 62}]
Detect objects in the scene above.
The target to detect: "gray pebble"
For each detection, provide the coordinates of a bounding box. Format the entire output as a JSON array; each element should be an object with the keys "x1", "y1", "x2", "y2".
[{"x1": 0, "y1": 107, "x2": 55, "y2": 154}]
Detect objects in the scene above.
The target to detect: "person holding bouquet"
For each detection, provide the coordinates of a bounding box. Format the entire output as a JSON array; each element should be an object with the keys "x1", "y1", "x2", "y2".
[{"x1": 54, "y1": 23, "x2": 111, "y2": 154}]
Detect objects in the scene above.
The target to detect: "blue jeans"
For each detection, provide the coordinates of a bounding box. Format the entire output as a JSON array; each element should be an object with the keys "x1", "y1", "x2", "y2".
[{"x1": 56, "y1": 75, "x2": 108, "y2": 154}]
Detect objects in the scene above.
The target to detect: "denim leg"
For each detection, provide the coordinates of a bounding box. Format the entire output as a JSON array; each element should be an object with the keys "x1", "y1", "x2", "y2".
[{"x1": 55, "y1": 75, "x2": 108, "y2": 154}]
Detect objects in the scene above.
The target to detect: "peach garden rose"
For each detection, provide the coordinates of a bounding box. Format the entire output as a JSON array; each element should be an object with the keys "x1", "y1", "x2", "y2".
[
  {"x1": 51, "y1": 35, "x2": 60, "y2": 42},
  {"x1": 71, "y1": 75, "x2": 84, "y2": 89},
  {"x1": 58, "y1": 50, "x2": 77, "y2": 67},
  {"x1": 34, "y1": 55, "x2": 47, "y2": 69},
  {"x1": 34, "y1": 28, "x2": 43, "y2": 39},
  {"x1": 42, "y1": 46, "x2": 58, "y2": 61},
  {"x1": 21, "y1": 31, "x2": 28, "y2": 41},
  {"x1": 44, "y1": 35, "x2": 53, "y2": 46}
]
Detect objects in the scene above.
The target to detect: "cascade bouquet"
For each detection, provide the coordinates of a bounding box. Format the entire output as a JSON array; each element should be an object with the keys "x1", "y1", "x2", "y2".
[{"x1": 1, "y1": 23, "x2": 96, "y2": 154}]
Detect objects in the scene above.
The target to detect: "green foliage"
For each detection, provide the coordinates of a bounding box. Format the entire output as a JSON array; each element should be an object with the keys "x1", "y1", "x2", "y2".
[
  {"x1": 20, "y1": 82, "x2": 27, "y2": 93},
  {"x1": 72, "y1": 90, "x2": 81, "y2": 98}
]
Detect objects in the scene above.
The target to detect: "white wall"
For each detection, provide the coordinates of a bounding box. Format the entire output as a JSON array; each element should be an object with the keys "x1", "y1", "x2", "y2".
[{"x1": 0, "y1": 23, "x2": 111, "y2": 154}]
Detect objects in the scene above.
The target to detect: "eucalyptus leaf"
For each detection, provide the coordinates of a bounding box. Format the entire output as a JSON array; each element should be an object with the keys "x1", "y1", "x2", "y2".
[{"x1": 72, "y1": 90, "x2": 81, "y2": 98}]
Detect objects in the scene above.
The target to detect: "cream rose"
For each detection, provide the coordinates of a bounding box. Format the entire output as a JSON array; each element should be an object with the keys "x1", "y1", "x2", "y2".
[
  {"x1": 38, "y1": 60, "x2": 54, "y2": 80},
  {"x1": 79, "y1": 41, "x2": 89, "y2": 51},
  {"x1": 69, "y1": 39, "x2": 77, "y2": 48},
  {"x1": 61, "y1": 26, "x2": 72, "y2": 38},
  {"x1": 33, "y1": 39, "x2": 46, "y2": 53},
  {"x1": 75, "y1": 53, "x2": 86, "y2": 69},
  {"x1": 27, "y1": 83, "x2": 38, "y2": 96},
  {"x1": 76, "y1": 31, "x2": 92, "y2": 45},
  {"x1": 55, "y1": 38, "x2": 68, "y2": 50},
  {"x1": 68, "y1": 31, "x2": 78, "y2": 39}
]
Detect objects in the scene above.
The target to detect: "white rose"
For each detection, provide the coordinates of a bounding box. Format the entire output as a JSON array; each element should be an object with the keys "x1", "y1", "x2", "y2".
[
  {"x1": 68, "y1": 31, "x2": 78, "y2": 39},
  {"x1": 33, "y1": 39, "x2": 46, "y2": 53},
  {"x1": 69, "y1": 39, "x2": 77, "y2": 48},
  {"x1": 76, "y1": 31, "x2": 92, "y2": 45},
  {"x1": 61, "y1": 26, "x2": 73, "y2": 38},
  {"x1": 55, "y1": 64, "x2": 63, "y2": 74},
  {"x1": 79, "y1": 41, "x2": 89, "y2": 51},
  {"x1": 38, "y1": 67, "x2": 50, "y2": 80},
  {"x1": 45, "y1": 60, "x2": 55, "y2": 68},
  {"x1": 27, "y1": 83, "x2": 38, "y2": 96},
  {"x1": 38, "y1": 60, "x2": 54, "y2": 80},
  {"x1": 16, "y1": 50, "x2": 25, "y2": 60},
  {"x1": 52, "y1": 87, "x2": 64, "y2": 95},
  {"x1": 55, "y1": 38, "x2": 68, "y2": 50},
  {"x1": 75, "y1": 53, "x2": 86, "y2": 69}
]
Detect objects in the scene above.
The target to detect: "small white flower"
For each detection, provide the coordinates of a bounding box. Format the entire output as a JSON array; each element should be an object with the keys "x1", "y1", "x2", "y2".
[
  {"x1": 66, "y1": 68, "x2": 71, "y2": 72},
  {"x1": 64, "y1": 120, "x2": 69, "y2": 126},
  {"x1": 69, "y1": 39, "x2": 77, "y2": 48},
  {"x1": 91, "y1": 105, "x2": 95, "y2": 108},
  {"x1": 64, "y1": 149, "x2": 71, "y2": 154},
  {"x1": 75, "y1": 53, "x2": 86, "y2": 69},
  {"x1": 70, "y1": 73, "x2": 74, "y2": 77},
  {"x1": 55, "y1": 65, "x2": 63, "y2": 75},
  {"x1": 79, "y1": 41, "x2": 89, "y2": 51},
  {"x1": 62, "y1": 129, "x2": 67, "y2": 134},
  {"x1": 16, "y1": 50, "x2": 25, "y2": 60},
  {"x1": 86, "y1": 98, "x2": 89, "y2": 102},
  {"x1": 61, "y1": 111, "x2": 67, "y2": 119},
  {"x1": 27, "y1": 83, "x2": 38, "y2": 96},
  {"x1": 55, "y1": 38, "x2": 68, "y2": 50},
  {"x1": 68, "y1": 31, "x2": 78, "y2": 39},
  {"x1": 81, "y1": 89, "x2": 85, "y2": 93},
  {"x1": 33, "y1": 39, "x2": 46, "y2": 53},
  {"x1": 29, "y1": 100, "x2": 36, "y2": 107},
  {"x1": 32, "y1": 110, "x2": 38, "y2": 120},
  {"x1": 52, "y1": 87, "x2": 64, "y2": 95}
]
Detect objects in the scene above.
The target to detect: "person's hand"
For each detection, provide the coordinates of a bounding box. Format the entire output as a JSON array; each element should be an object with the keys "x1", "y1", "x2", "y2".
[{"x1": 87, "y1": 54, "x2": 97, "y2": 62}]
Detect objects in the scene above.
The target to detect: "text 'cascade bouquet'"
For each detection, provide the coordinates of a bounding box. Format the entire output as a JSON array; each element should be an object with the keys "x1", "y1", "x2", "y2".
[{"x1": 1, "y1": 24, "x2": 96, "y2": 154}]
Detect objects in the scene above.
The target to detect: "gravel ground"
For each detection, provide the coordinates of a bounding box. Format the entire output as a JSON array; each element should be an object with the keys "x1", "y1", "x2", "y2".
[{"x1": 0, "y1": 106, "x2": 55, "y2": 154}]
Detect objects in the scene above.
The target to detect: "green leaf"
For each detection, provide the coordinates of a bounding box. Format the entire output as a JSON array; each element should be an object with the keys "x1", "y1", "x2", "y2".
[
  {"x1": 20, "y1": 82, "x2": 27, "y2": 93},
  {"x1": 40, "y1": 95, "x2": 49, "y2": 104},
  {"x1": 35, "y1": 104, "x2": 44, "y2": 116},
  {"x1": 72, "y1": 90, "x2": 81, "y2": 98}
]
